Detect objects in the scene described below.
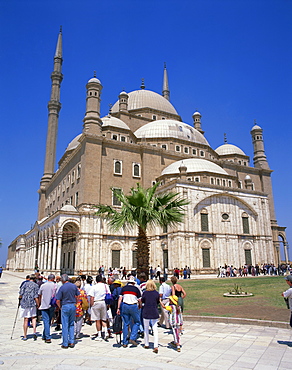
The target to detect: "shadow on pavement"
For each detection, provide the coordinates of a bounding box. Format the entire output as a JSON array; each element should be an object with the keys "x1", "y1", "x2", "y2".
[{"x1": 277, "y1": 340, "x2": 292, "y2": 347}]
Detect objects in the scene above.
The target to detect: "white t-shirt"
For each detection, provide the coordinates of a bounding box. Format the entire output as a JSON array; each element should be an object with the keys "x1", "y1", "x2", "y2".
[
  {"x1": 38, "y1": 281, "x2": 56, "y2": 310},
  {"x1": 283, "y1": 286, "x2": 292, "y2": 311},
  {"x1": 159, "y1": 282, "x2": 171, "y2": 299},
  {"x1": 88, "y1": 283, "x2": 109, "y2": 301}
]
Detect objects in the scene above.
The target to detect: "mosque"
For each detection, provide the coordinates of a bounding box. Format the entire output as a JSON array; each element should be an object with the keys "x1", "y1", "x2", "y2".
[{"x1": 6, "y1": 30, "x2": 288, "y2": 275}]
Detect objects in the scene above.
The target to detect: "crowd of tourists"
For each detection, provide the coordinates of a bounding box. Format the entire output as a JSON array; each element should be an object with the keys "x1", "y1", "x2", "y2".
[
  {"x1": 18, "y1": 270, "x2": 187, "y2": 353},
  {"x1": 217, "y1": 263, "x2": 290, "y2": 278}
]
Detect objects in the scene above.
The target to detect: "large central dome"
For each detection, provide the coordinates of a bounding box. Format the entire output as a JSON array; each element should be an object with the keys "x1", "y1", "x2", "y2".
[
  {"x1": 134, "y1": 119, "x2": 210, "y2": 146},
  {"x1": 111, "y1": 89, "x2": 178, "y2": 115}
]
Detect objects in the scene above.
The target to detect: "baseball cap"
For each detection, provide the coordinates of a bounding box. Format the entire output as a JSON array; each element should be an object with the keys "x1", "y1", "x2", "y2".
[{"x1": 285, "y1": 275, "x2": 292, "y2": 282}]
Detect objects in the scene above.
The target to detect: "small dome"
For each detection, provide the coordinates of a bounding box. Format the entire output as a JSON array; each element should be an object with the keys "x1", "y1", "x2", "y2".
[
  {"x1": 112, "y1": 89, "x2": 178, "y2": 115},
  {"x1": 119, "y1": 91, "x2": 128, "y2": 96},
  {"x1": 215, "y1": 143, "x2": 246, "y2": 156},
  {"x1": 245, "y1": 175, "x2": 251, "y2": 180},
  {"x1": 101, "y1": 116, "x2": 130, "y2": 130},
  {"x1": 88, "y1": 77, "x2": 101, "y2": 84},
  {"x1": 161, "y1": 158, "x2": 228, "y2": 176},
  {"x1": 192, "y1": 111, "x2": 201, "y2": 116},
  {"x1": 60, "y1": 204, "x2": 77, "y2": 212},
  {"x1": 134, "y1": 119, "x2": 209, "y2": 146},
  {"x1": 251, "y1": 124, "x2": 262, "y2": 131},
  {"x1": 66, "y1": 134, "x2": 82, "y2": 152}
]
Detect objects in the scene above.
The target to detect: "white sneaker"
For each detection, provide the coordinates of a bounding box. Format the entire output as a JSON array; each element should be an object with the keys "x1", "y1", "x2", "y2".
[{"x1": 95, "y1": 336, "x2": 102, "y2": 341}]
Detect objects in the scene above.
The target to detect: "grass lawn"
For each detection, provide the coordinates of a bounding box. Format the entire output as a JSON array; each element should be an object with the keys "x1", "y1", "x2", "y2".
[{"x1": 170, "y1": 276, "x2": 290, "y2": 322}]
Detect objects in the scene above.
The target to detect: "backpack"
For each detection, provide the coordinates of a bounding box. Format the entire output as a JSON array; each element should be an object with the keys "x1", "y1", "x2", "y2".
[
  {"x1": 112, "y1": 314, "x2": 122, "y2": 334},
  {"x1": 81, "y1": 296, "x2": 89, "y2": 311},
  {"x1": 112, "y1": 314, "x2": 123, "y2": 345}
]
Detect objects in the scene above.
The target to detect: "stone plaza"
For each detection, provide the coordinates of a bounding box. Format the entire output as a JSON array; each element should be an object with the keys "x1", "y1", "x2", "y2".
[{"x1": 1, "y1": 271, "x2": 292, "y2": 369}]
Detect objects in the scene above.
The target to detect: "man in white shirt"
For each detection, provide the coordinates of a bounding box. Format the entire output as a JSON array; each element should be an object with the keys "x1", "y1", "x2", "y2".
[
  {"x1": 282, "y1": 275, "x2": 292, "y2": 327},
  {"x1": 158, "y1": 277, "x2": 171, "y2": 328},
  {"x1": 38, "y1": 274, "x2": 56, "y2": 343},
  {"x1": 88, "y1": 275, "x2": 109, "y2": 341}
]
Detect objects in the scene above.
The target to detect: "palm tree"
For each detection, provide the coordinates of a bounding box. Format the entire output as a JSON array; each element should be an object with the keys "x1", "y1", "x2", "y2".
[{"x1": 95, "y1": 182, "x2": 189, "y2": 278}]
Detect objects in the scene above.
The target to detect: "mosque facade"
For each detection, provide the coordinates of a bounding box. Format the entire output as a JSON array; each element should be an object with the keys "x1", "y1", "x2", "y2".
[{"x1": 6, "y1": 31, "x2": 288, "y2": 274}]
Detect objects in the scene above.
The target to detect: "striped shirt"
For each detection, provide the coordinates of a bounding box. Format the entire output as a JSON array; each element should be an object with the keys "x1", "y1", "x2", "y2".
[{"x1": 120, "y1": 283, "x2": 141, "y2": 304}]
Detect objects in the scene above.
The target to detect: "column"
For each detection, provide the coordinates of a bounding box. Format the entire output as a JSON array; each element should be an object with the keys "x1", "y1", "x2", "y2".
[
  {"x1": 56, "y1": 233, "x2": 62, "y2": 272},
  {"x1": 43, "y1": 239, "x2": 49, "y2": 271},
  {"x1": 47, "y1": 238, "x2": 53, "y2": 271},
  {"x1": 51, "y1": 236, "x2": 57, "y2": 271}
]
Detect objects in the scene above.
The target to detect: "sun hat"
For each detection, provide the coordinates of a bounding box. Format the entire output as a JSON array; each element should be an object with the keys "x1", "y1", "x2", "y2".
[
  {"x1": 285, "y1": 275, "x2": 292, "y2": 282},
  {"x1": 127, "y1": 275, "x2": 136, "y2": 283},
  {"x1": 169, "y1": 295, "x2": 178, "y2": 305},
  {"x1": 113, "y1": 280, "x2": 122, "y2": 285}
]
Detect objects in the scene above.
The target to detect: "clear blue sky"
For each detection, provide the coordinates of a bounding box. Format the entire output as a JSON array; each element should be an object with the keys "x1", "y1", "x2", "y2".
[{"x1": 0, "y1": 0, "x2": 291, "y2": 266}]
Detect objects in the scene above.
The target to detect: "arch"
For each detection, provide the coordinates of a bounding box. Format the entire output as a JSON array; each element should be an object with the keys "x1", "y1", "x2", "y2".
[
  {"x1": 110, "y1": 242, "x2": 122, "y2": 250},
  {"x1": 194, "y1": 193, "x2": 258, "y2": 217},
  {"x1": 60, "y1": 221, "x2": 79, "y2": 275},
  {"x1": 199, "y1": 239, "x2": 212, "y2": 249}
]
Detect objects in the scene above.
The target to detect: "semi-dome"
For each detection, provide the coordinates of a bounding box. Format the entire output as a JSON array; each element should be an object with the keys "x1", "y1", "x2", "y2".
[
  {"x1": 111, "y1": 89, "x2": 178, "y2": 115},
  {"x1": 101, "y1": 116, "x2": 130, "y2": 130},
  {"x1": 134, "y1": 119, "x2": 209, "y2": 146},
  {"x1": 66, "y1": 134, "x2": 82, "y2": 152},
  {"x1": 60, "y1": 204, "x2": 77, "y2": 212},
  {"x1": 215, "y1": 143, "x2": 246, "y2": 156},
  {"x1": 161, "y1": 158, "x2": 228, "y2": 176}
]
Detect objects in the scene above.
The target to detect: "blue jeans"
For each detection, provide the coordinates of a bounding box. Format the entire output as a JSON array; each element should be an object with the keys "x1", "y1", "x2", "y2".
[
  {"x1": 41, "y1": 306, "x2": 55, "y2": 340},
  {"x1": 61, "y1": 304, "x2": 76, "y2": 346},
  {"x1": 121, "y1": 303, "x2": 140, "y2": 345}
]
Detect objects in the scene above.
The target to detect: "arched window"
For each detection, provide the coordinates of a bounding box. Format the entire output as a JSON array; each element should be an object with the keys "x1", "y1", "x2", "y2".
[
  {"x1": 112, "y1": 188, "x2": 122, "y2": 206},
  {"x1": 242, "y1": 212, "x2": 250, "y2": 234},
  {"x1": 133, "y1": 163, "x2": 140, "y2": 177},
  {"x1": 114, "y1": 160, "x2": 122, "y2": 175},
  {"x1": 200, "y1": 209, "x2": 209, "y2": 232}
]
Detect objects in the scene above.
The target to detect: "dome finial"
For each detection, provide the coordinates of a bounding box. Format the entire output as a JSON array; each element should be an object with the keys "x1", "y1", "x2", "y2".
[
  {"x1": 140, "y1": 78, "x2": 145, "y2": 89},
  {"x1": 93, "y1": 70, "x2": 97, "y2": 78},
  {"x1": 108, "y1": 103, "x2": 112, "y2": 116},
  {"x1": 224, "y1": 133, "x2": 227, "y2": 143},
  {"x1": 59, "y1": 25, "x2": 62, "y2": 34}
]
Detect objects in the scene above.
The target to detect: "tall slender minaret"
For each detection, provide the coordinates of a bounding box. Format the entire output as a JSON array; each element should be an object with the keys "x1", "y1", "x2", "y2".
[
  {"x1": 38, "y1": 29, "x2": 63, "y2": 220},
  {"x1": 162, "y1": 63, "x2": 170, "y2": 101},
  {"x1": 251, "y1": 122, "x2": 269, "y2": 170}
]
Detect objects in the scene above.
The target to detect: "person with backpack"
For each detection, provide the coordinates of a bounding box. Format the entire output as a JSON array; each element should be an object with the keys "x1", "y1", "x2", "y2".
[{"x1": 74, "y1": 280, "x2": 88, "y2": 339}]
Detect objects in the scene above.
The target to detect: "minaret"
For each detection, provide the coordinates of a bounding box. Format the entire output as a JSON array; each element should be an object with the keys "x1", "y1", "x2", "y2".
[
  {"x1": 38, "y1": 28, "x2": 63, "y2": 220},
  {"x1": 251, "y1": 122, "x2": 269, "y2": 169},
  {"x1": 83, "y1": 72, "x2": 103, "y2": 135},
  {"x1": 162, "y1": 63, "x2": 170, "y2": 101},
  {"x1": 192, "y1": 111, "x2": 204, "y2": 135}
]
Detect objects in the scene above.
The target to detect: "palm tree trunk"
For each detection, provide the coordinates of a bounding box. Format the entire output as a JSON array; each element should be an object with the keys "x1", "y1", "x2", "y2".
[{"x1": 136, "y1": 226, "x2": 150, "y2": 279}]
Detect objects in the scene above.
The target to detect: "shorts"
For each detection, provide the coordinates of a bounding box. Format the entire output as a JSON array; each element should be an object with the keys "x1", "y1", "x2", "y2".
[
  {"x1": 91, "y1": 301, "x2": 107, "y2": 321},
  {"x1": 20, "y1": 307, "x2": 37, "y2": 318}
]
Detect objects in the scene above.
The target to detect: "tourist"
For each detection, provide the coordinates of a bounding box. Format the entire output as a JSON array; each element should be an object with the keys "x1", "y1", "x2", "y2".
[
  {"x1": 83, "y1": 276, "x2": 93, "y2": 325},
  {"x1": 88, "y1": 275, "x2": 109, "y2": 341},
  {"x1": 56, "y1": 274, "x2": 80, "y2": 348},
  {"x1": 117, "y1": 275, "x2": 141, "y2": 347},
  {"x1": 158, "y1": 277, "x2": 171, "y2": 329},
  {"x1": 38, "y1": 274, "x2": 56, "y2": 343},
  {"x1": 170, "y1": 276, "x2": 186, "y2": 312},
  {"x1": 74, "y1": 280, "x2": 88, "y2": 339},
  {"x1": 0, "y1": 266, "x2": 3, "y2": 278},
  {"x1": 18, "y1": 274, "x2": 39, "y2": 341},
  {"x1": 282, "y1": 275, "x2": 292, "y2": 327},
  {"x1": 142, "y1": 280, "x2": 161, "y2": 353},
  {"x1": 164, "y1": 295, "x2": 183, "y2": 352},
  {"x1": 156, "y1": 265, "x2": 161, "y2": 280}
]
